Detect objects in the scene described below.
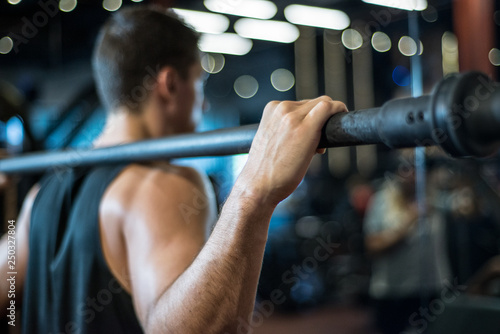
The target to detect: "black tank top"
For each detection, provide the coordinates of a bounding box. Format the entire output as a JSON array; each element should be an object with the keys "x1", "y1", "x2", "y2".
[{"x1": 22, "y1": 165, "x2": 143, "y2": 334}]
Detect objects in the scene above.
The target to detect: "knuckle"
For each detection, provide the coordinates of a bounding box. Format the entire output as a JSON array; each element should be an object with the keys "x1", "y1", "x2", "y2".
[
  {"x1": 282, "y1": 111, "x2": 299, "y2": 126},
  {"x1": 278, "y1": 100, "x2": 295, "y2": 113},
  {"x1": 263, "y1": 100, "x2": 281, "y2": 115},
  {"x1": 335, "y1": 101, "x2": 348, "y2": 111},
  {"x1": 318, "y1": 95, "x2": 332, "y2": 102},
  {"x1": 266, "y1": 100, "x2": 280, "y2": 109}
]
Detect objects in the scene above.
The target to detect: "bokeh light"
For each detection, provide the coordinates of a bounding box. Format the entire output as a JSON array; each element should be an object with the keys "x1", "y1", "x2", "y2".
[
  {"x1": 371, "y1": 32, "x2": 391, "y2": 52},
  {"x1": 6, "y1": 117, "x2": 24, "y2": 147},
  {"x1": 8, "y1": 0, "x2": 22, "y2": 5},
  {"x1": 442, "y1": 31, "x2": 459, "y2": 75},
  {"x1": 489, "y1": 48, "x2": 500, "y2": 66},
  {"x1": 442, "y1": 32, "x2": 458, "y2": 52},
  {"x1": 295, "y1": 216, "x2": 322, "y2": 239},
  {"x1": 0, "y1": 37, "x2": 14, "y2": 55},
  {"x1": 201, "y1": 53, "x2": 225, "y2": 74},
  {"x1": 421, "y1": 5, "x2": 438, "y2": 22},
  {"x1": 270, "y1": 69, "x2": 295, "y2": 92},
  {"x1": 234, "y1": 75, "x2": 258, "y2": 98},
  {"x1": 59, "y1": 0, "x2": 77, "y2": 12},
  {"x1": 392, "y1": 65, "x2": 410, "y2": 87},
  {"x1": 398, "y1": 36, "x2": 417, "y2": 56},
  {"x1": 103, "y1": 0, "x2": 122, "y2": 12},
  {"x1": 341, "y1": 29, "x2": 363, "y2": 50}
]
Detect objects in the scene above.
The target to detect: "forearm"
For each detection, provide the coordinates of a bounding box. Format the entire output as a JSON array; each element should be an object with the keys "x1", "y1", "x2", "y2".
[{"x1": 146, "y1": 183, "x2": 275, "y2": 333}]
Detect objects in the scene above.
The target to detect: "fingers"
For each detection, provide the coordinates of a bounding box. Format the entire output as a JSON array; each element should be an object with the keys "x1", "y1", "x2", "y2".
[
  {"x1": 305, "y1": 98, "x2": 348, "y2": 128},
  {"x1": 262, "y1": 100, "x2": 310, "y2": 124},
  {"x1": 264, "y1": 96, "x2": 346, "y2": 122},
  {"x1": 264, "y1": 98, "x2": 315, "y2": 112}
]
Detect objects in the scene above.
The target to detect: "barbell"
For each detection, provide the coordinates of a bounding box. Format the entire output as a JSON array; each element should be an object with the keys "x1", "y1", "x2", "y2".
[{"x1": 0, "y1": 71, "x2": 499, "y2": 175}]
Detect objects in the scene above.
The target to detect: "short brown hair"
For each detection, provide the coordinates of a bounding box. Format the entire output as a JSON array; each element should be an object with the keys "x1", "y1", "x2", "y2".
[{"x1": 92, "y1": 6, "x2": 200, "y2": 113}]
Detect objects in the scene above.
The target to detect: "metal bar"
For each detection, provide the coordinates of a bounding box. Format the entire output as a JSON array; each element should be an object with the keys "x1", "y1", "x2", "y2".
[
  {"x1": 0, "y1": 125, "x2": 259, "y2": 174},
  {"x1": 1, "y1": 72, "x2": 499, "y2": 175}
]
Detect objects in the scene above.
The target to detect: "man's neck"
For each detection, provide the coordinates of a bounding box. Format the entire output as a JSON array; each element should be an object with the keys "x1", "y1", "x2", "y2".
[{"x1": 93, "y1": 109, "x2": 152, "y2": 148}]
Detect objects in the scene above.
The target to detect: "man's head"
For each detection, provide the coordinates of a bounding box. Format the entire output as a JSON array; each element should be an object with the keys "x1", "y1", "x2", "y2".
[{"x1": 92, "y1": 6, "x2": 202, "y2": 128}]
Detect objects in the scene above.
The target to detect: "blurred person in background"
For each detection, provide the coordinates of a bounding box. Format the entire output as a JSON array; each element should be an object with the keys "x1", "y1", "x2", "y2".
[{"x1": 363, "y1": 151, "x2": 452, "y2": 334}]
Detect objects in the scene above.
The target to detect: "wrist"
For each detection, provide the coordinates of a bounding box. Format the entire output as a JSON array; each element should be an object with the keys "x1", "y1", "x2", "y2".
[
  {"x1": 230, "y1": 177, "x2": 278, "y2": 213},
  {"x1": 210, "y1": 178, "x2": 276, "y2": 248},
  {"x1": 235, "y1": 162, "x2": 290, "y2": 208}
]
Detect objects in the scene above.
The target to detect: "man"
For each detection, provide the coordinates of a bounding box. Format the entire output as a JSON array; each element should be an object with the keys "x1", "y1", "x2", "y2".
[{"x1": 0, "y1": 6, "x2": 346, "y2": 333}]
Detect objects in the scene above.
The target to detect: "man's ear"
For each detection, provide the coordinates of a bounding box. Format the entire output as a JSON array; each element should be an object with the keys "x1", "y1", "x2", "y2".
[{"x1": 156, "y1": 66, "x2": 178, "y2": 101}]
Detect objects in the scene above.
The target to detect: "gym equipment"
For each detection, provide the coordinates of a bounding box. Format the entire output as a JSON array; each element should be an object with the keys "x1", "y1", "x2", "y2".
[{"x1": 0, "y1": 71, "x2": 499, "y2": 174}]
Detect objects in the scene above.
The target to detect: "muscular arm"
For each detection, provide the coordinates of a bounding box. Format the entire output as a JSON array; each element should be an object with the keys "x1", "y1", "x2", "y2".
[
  {"x1": 114, "y1": 97, "x2": 347, "y2": 333},
  {"x1": 125, "y1": 176, "x2": 274, "y2": 333},
  {"x1": 0, "y1": 184, "x2": 40, "y2": 315}
]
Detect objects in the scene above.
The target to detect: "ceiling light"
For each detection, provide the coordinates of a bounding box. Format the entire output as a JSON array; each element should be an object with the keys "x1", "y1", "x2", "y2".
[
  {"x1": 234, "y1": 18, "x2": 299, "y2": 44},
  {"x1": 172, "y1": 8, "x2": 229, "y2": 34},
  {"x1": 362, "y1": 0, "x2": 427, "y2": 11},
  {"x1": 204, "y1": 0, "x2": 277, "y2": 19},
  {"x1": 199, "y1": 33, "x2": 252, "y2": 56},
  {"x1": 284, "y1": 5, "x2": 350, "y2": 31}
]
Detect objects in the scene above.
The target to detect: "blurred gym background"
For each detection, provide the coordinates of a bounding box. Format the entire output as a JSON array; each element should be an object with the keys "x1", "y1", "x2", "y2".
[{"x1": 1, "y1": 0, "x2": 500, "y2": 333}]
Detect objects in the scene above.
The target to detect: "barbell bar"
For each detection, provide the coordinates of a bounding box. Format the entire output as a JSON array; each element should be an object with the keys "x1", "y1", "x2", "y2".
[{"x1": 1, "y1": 71, "x2": 499, "y2": 175}]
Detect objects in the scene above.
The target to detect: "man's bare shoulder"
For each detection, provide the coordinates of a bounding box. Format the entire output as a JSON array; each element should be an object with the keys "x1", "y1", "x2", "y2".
[
  {"x1": 122, "y1": 161, "x2": 206, "y2": 193},
  {"x1": 102, "y1": 162, "x2": 214, "y2": 226},
  {"x1": 98, "y1": 163, "x2": 214, "y2": 294}
]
